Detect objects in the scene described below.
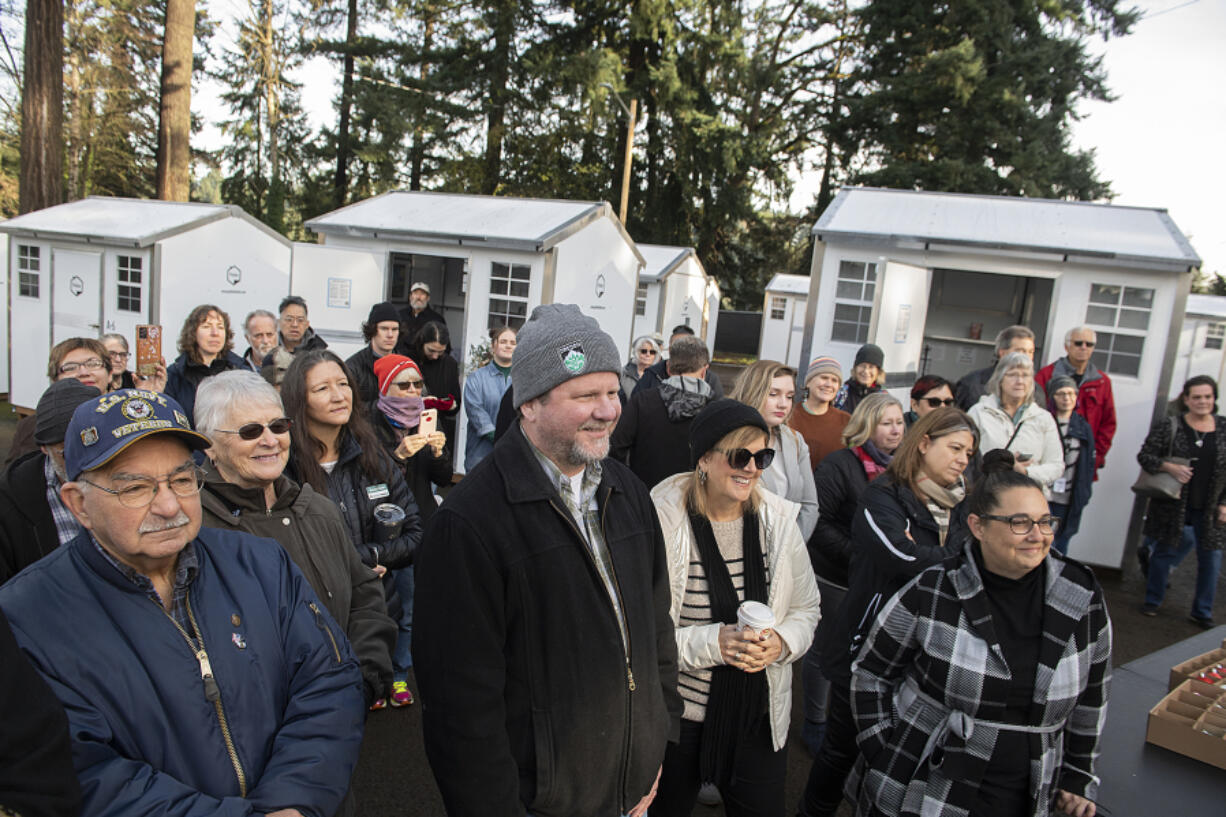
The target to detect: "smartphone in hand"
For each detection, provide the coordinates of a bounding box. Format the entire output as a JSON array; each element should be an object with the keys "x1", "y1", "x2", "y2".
[
  {"x1": 135, "y1": 325, "x2": 162, "y2": 377},
  {"x1": 418, "y1": 408, "x2": 438, "y2": 436}
]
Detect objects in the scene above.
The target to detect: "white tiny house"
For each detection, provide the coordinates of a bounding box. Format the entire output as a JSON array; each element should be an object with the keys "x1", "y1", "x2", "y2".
[
  {"x1": 800, "y1": 187, "x2": 1202, "y2": 569},
  {"x1": 1171, "y1": 294, "x2": 1226, "y2": 394},
  {"x1": 633, "y1": 244, "x2": 719, "y2": 347},
  {"x1": 0, "y1": 198, "x2": 291, "y2": 411},
  {"x1": 759, "y1": 273, "x2": 810, "y2": 367}
]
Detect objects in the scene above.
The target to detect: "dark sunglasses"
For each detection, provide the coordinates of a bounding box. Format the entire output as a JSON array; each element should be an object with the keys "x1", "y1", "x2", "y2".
[
  {"x1": 638, "y1": 348, "x2": 658, "y2": 356},
  {"x1": 217, "y1": 417, "x2": 293, "y2": 440},
  {"x1": 391, "y1": 378, "x2": 424, "y2": 391},
  {"x1": 721, "y1": 447, "x2": 775, "y2": 471},
  {"x1": 1071, "y1": 340, "x2": 1096, "y2": 348},
  {"x1": 922, "y1": 397, "x2": 956, "y2": 408}
]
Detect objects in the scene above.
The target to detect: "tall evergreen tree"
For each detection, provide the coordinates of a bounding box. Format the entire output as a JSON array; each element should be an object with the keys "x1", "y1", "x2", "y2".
[{"x1": 19, "y1": 0, "x2": 62, "y2": 211}]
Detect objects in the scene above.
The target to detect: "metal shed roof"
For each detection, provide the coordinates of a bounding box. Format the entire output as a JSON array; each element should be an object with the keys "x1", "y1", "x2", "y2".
[
  {"x1": 765, "y1": 273, "x2": 810, "y2": 296},
  {"x1": 813, "y1": 187, "x2": 1202, "y2": 269},
  {"x1": 0, "y1": 197, "x2": 290, "y2": 248},
  {"x1": 637, "y1": 244, "x2": 695, "y2": 282},
  {"x1": 307, "y1": 191, "x2": 643, "y2": 262},
  {"x1": 1186, "y1": 294, "x2": 1226, "y2": 318}
]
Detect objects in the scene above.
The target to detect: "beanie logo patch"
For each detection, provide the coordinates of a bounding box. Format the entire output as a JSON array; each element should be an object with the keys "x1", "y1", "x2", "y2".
[{"x1": 558, "y1": 342, "x2": 586, "y2": 374}]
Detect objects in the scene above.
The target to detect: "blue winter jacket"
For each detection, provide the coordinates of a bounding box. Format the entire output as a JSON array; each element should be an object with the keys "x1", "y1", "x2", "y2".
[
  {"x1": 0, "y1": 527, "x2": 366, "y2": 817},
  {"x1": 463, "y1": 362, "x2": 512, "y2": 471}
]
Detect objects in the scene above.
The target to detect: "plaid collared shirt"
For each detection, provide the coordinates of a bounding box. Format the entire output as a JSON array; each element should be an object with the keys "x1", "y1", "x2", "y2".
[
  {"x1": 91, "y1": 535, "x2": 200, "y2": 630},
  {"x1": 528, "y1": 441, "x2": 628, "y2": 651},
  {"x1": 44, "y1": 456, "x2": 84, "y2": 546}
]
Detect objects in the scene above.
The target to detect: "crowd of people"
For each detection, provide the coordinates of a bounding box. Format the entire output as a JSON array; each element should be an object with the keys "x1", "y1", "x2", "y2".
[{"x1": 0, "y1": 291, "x2": 1215, "y2": 817}]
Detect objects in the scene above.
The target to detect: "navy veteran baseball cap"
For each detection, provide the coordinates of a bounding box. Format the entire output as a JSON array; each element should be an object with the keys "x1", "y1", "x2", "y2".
[{"x1": 64, "y1": 389, "x2": 212, "y2": 481}]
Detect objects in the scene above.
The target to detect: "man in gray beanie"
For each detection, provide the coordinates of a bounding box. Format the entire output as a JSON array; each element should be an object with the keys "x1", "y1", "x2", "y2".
[
  {"x1": 0, "y1": 378, "x2": 101, "y2": 584},
  {"x1": 414, "y1": 303, "x2": 682, "y2": 817}
]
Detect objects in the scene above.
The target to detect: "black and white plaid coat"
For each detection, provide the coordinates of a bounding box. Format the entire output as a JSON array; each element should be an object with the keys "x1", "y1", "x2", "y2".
[{"x1": 849, "y1": 540, "x2": 1112, "y2": 817}]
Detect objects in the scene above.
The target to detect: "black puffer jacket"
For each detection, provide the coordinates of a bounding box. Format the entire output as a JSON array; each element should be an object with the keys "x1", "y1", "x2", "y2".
[
  {"x1": 289, "y1": 432, "x2": 423, "y2": 570},
  {"x1": 371, "y1": 409, "x2": 453, "y2": 526},
  {"x1": 199, "y1": 461, "x2": 396, "y2": 704},
  {"x1": 819, "y1": 474, "x2": 948, "y2": 685},
  {"x1": 808, "y1": 447, "x2": 870, "y2": 588}
]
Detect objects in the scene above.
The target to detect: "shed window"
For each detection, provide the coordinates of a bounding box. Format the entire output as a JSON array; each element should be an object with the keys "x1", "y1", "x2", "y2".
[
  {"x1": 635, "y1": 284, "x2": 648, "y2": 317},
  {"x1": 117, "y1": 255, "x2": 142, "y2": 312},
  {"x1": 769, "y1": 296, "x2": 787, "y2": 320},
  {"x1": 489, "y1": 262, "x2": 530, "y2": 330},
  {"x1": 1084, "y1": 283, "x2": 1153, "y2": 377},
  {"x1": 832, "y1": 260, "x2": 876, "y2": 343},
  {"x1": 17, "y1": 245, "x2": 39, "y2": 297},
  {"x1": 1206, "y1": 323, "x2": 1225, "y2": 351}
]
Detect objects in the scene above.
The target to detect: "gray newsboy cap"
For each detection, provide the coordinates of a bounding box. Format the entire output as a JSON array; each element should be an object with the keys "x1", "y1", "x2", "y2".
[{"x1": 512, "y1": 304, "x2": 621, "y2": 409}]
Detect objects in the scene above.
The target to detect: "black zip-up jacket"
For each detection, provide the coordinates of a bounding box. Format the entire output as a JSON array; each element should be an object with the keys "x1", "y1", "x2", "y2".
[
  {"x1": 199, "y1": 462, "x2": 396, "y2": 705},
  {"x1": 809, "y1": 446, "x2": 871, "y2": 588},
  {"x1": 0, "y1": 452, "x2": 59, "y2": 585},
  {"x1": 819, "y1": 474, "x2": 947, "y2": 686},
  {"x1": 413, "y1": 423, "x2": 682, "y2": 817},
  {"x1": 288, "y1": 433, "x2": 423, "y2": 570},
  {"x1": 165, "y1": 350, "x2": 247, "y2": 424}
]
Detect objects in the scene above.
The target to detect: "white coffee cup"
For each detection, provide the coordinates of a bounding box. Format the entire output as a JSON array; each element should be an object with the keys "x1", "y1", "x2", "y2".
[{"x1": 736, "y1": 600, "x2": 776, "y2": 637}]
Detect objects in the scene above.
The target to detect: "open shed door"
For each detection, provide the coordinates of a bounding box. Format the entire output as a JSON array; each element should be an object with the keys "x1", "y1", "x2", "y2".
[
  {"x1": 868, "y1": 259, "x2": 931, "y2": 387},
  {"x1": 291, "y1": 243, "x2": 387, "y2": 361}
]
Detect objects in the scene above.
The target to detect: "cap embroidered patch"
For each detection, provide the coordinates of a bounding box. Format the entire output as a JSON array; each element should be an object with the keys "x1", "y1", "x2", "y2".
[
  {"x1": 558, "y1": 341, "x2": 586, "y2": 374},
  {"x1": 121, "y1": 398, "x2": 154, "y2": 421},
  {"x1": 174, "y1": 410, "x2": 189, "y2": 428},
  {"x1": 80, "y1": 426, "x2": 99, "y2": 446}
]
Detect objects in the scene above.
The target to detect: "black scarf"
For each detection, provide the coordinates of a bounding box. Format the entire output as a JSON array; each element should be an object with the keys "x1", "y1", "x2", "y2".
[{"x1": 687, "y1": 508, "x2": 770, "y2": 786}]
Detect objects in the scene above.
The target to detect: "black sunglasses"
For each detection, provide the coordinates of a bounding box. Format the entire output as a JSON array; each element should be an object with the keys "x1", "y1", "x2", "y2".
[
  {"x1": 638, "y1": 348, "x2": 658, "y2": 356},
  {"x1": 1071, "y1": 340, "x2": 1096, "y2": 348},
  {"x1": 721, "y1": 447, "x2": 775, "y2": 471},
  {"x1": 922, "y1": 397, "x2": 956, "y2": 408},
  {"x1": 217, "y1": 417, "x2": 293, "y2": 441}
]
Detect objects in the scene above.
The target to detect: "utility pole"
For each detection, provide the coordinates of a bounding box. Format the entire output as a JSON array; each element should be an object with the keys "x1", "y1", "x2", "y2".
[{"x1": 600, "y1": 84, "x2": 637, "y2": 227}]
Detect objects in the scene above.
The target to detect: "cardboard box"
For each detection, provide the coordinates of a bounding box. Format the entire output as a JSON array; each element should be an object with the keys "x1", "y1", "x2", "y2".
[
  {"x1": 1146, "y1": 679, "x2": 1226, "y2": 770},
  {"x1": 1168, "y1": 638, "x2": 1226, "y2": 690}
]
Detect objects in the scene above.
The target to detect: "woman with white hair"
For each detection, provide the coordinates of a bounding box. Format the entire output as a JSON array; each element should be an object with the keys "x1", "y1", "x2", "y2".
[
  {"x1": 194, "y1": 370, "x2": 396, "y2": 711},
  {"x1": 968, "y1": 351, "x2": 1063, "y2": 493},
  {"x1": 622, "y1": 335, "x2": 662, "y2": 398}
]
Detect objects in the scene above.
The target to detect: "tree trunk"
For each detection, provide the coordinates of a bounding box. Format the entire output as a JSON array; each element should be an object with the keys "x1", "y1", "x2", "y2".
[
  {"x1": 156, "y1": 0, "x2": 196, "y2": 201},
  {"x1": 333, "y1": 0, "x2": 357, "y2": 208},
  {"x1": 19, "y1": 0, "x2": 64, "y2": 213},
  {"x1": 482, "y1": 1, "x2": 513, "y2": 195},
  {"x1": 409, "y1": 10, "x2": 434, "y2": 191}
]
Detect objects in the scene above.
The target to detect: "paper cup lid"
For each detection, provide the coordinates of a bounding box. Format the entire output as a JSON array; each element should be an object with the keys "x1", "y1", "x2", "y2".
[{"x1": 737, "y1": 600, "x2": 776, "y2": 628}]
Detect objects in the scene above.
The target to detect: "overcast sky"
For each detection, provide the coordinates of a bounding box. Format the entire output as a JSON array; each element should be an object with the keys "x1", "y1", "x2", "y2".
[{"x1": 198, "y1": 0, "x2": 1222, "y2": 277}]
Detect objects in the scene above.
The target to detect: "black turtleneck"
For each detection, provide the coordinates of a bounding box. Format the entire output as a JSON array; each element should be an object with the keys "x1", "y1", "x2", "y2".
[{"x1": 970, "y1": 542, "x2": 1045, "y2": 817}]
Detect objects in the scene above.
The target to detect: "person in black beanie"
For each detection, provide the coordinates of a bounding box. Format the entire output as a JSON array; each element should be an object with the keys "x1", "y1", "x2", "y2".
[
  {"x1": 833, "y1": 343, "x2": 885, "y2": 414},
  {"x1": 347, "y1": 301, "x2": 404, "y2": 406},
  {"x1": 0, "y1": 378, "x2": 101, "y2": 585},
  {"x1": 648, "y1": 398, "x2": 820, "y2": 817},
  {"x1": 0, "y1": 606, "x2": 82, "y2": 817}
]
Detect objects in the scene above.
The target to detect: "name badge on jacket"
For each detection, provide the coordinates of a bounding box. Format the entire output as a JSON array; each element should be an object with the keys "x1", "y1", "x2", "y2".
[{"x1": 366, "y1": 483, "x2": 390, "y2": 500}]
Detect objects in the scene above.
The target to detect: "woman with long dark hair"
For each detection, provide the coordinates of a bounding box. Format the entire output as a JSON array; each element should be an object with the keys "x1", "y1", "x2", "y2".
[
  {"x1": 282, "y1": 349, "x2": 422, "y2": 708},
  {"x1": 407, "y1": 321, "x2": 462, "y2": 444}
]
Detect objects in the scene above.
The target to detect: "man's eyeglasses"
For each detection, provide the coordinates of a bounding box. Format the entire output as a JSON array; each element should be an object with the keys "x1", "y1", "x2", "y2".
[
  {"x1": 980, "y1": 513, "x2": 1060, "y2": 536},
  {"x1": 922, "y1": 397, "x2": 956, "y2": 408},
  {"x1": 1071, "y1": 340, "x2": 1096, "y2": 348},
  {"x1": 59, "y1": 359, "x2": 107, "y2": 375},
  {"x1": 281, "y1": 315, "x2": 308, "y2": 326},
  {"x1": 108, "y1": 351, "x2": 130, "y2": 361},
  {"x1": 79, "y1": 469, "x2": 204, "y2": 509},
  {"x1": 216, "y1": 418, "x2": 293, "y2": 440},
  {"x1": 720, "y1": 447, "x2": 775, "y2": 471}
]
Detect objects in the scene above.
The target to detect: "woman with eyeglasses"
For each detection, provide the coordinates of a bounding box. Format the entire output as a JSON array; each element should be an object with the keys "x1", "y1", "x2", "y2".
[
  {"x1": 165, "y1": 304, "x2": 246, "y2": 424},
  {"x1": 101, "y1": 333, "x2": 136, "y2": 391},
  {"x1": 621, "y1": 335, "x2": 661, "y2": 398},
  {"x1": 1045, "y1": 376, "x2": 1095, "y2": 556},
  {"x1": 904, "y1": 375, "x2": 955, "y2": 428},
  {"x1": 801, "y1": 391, "x2": 905, "y2": 754},
  {"x1": 282, "y1": 350, "x2": 422, "y2": 710},
  {"x1": 463, "y1": 325, "x2": 516, "y2": 471},
  {"x1": 194, "y1": 370, "x2": 397, "y2": 713},
  {"x1": 649, "y1": 399, "x2": 820, "y2": 816},
  {"x1": 849, "y1": 450, "x2": 1110, "y2": 817},
  {"x1": 968, "y1": 352, "x2": 1063, "y2": 494},
  {"x1": 730, "y1": 360, "x2": 819, "y2": 541},
  {"x1": 799, "y1": 407, "x2": 977, "y2": 817}
]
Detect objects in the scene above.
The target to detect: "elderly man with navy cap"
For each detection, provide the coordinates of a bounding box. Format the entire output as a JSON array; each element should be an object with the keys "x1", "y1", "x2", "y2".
[
  {"x1": 414, "y1": 303, "x2": 682, "y2": 817},
  {"x1": 0, "y1": 388, "x2": 366, "y2": 817}
]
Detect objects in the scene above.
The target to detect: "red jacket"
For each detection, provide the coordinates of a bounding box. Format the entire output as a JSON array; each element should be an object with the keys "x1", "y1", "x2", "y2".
[{"x1": 1036, "y1": 358, "x2": 1116, "y2": 470}]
